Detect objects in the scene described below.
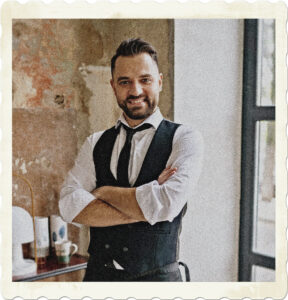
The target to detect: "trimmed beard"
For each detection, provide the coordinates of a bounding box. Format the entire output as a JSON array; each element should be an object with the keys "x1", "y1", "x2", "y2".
[{"x1": 118, "y1": 97, "x2": 157, "y2": 120}]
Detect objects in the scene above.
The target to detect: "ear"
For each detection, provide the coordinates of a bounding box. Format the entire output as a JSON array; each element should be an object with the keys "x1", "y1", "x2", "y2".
[
  {"x1": 158, "y1": 73, "x2": 163, "y2": 92},
  {"x1": 110, "y1": 79, "x2": 116, "y2": 96}
]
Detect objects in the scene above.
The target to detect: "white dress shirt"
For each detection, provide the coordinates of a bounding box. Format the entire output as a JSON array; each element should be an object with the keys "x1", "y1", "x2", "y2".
[{"x1": 59, "y1": 108, "x2": 204, "y2": 225}]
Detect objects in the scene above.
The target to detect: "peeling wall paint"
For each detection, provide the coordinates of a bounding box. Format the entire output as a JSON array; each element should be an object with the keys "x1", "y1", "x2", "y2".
[
  {"x1": 12, "y1": 109, "x2": 78, "y2": 214},
  {"x1": 13, "y1": 20, "x2": 77, "y2": 108},
  {"x1": 80, "y1": 65, "x2": 120, "y2": 132},
  {"x1": 19, "y1": 160, "x2": 27, "y2": 174},
  {"x1": 13, "y1": 19, "x2": 173, "y2": 119}
]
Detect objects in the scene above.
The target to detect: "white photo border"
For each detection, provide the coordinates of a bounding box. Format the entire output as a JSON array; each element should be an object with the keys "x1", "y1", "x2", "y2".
[{"x1": 1, "y1": 1, "x2": 287, "y2": 299}]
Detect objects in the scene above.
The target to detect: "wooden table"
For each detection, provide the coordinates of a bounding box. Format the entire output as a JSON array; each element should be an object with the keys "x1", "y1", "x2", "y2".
[{"x1": 13, "y1": 254, "x2": 88, "y2": 282}]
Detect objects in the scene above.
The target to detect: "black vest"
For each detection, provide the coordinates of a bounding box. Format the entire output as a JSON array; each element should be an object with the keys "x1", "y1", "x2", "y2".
[{"x1": 89, "y1": 119, "x2": 185, "y2": 275}]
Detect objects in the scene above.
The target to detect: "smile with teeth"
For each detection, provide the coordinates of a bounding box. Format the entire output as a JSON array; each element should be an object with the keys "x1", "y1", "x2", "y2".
[{"x1": 128, "y1": 98, "x2": 145, "y2": 104}]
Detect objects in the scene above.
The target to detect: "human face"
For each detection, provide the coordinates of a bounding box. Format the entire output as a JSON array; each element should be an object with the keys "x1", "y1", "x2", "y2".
[{"x1": 110, "y1": 53, "x2": 163, "y2": 127}]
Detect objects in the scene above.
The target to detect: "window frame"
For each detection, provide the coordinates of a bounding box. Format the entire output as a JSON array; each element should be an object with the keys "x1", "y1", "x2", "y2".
[{"x1": 238, "y1": 19, "x2": 275, "y2": 281}]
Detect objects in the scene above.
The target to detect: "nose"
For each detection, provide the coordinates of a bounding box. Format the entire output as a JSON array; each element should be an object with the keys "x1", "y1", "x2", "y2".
[{"x1": 129, "y1": 81, "x2": 143, "y2": 96}]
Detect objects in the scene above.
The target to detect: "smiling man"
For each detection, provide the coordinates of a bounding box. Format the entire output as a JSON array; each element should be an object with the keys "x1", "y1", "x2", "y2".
[
  {"x1": 111, "y1": 51, "x2": 162, "y2": 123},
  {"x1": 59, "y1": 38, "x2": 203, "y2": 281}
]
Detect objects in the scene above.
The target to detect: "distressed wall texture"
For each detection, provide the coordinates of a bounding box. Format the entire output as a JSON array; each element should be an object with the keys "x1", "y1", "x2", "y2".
[
  {"x1": 12, "y1": 109, "x2": 78, "y2": 216},
  {"x1": 12, "y1": 19, "x2": 173, "y2": 281},
  {"x1": 13, "y1": 19, "x2": 173, "y2": 146}
]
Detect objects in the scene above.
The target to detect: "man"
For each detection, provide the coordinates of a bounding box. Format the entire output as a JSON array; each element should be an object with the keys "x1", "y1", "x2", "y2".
[{"x1": 59, "y1": 38, "x2": 203, "y2": 281}]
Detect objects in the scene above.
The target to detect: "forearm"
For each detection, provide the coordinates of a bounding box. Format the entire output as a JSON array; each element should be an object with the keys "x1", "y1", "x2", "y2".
[
  {"x1": 94, "y1": 186, "x2": 146, "y2": 221},
  {"x1": 72, "y1": 198, "x2": 139, "y2": 227},
  {"x1": 135, "y1": 132, "x2": 204, "y2": 225}
]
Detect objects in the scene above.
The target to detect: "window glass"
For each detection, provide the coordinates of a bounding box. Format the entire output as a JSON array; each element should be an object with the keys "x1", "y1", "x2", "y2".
[
  {"x1": 252, "y1": 121, "x2": 275, "y2": 257},
  {"x1": 252, "y1": 265, "x2": 275, "y2": 282},
  {"x1": 256, "y1": 19, "x2": 275, "y2": 106}
]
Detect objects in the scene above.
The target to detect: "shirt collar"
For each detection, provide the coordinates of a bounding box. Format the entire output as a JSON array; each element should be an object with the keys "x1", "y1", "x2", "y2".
[{"x1": 115, "y1": 107, "x2": 163, "y2": 130}]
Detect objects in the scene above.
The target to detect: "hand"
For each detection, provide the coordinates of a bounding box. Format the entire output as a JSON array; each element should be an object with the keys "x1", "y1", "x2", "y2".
[{"x1": 157, "y1": 166, "x2": 177, "y2": 185}]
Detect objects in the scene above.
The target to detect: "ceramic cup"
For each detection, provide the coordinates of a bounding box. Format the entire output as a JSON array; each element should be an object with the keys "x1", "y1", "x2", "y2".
[
  {"x1": 50, "y1": 215, "x2": 68, "y2": 248},
  {"x1": 55, "y1": 240, "x2": 78, "y2": 264}
]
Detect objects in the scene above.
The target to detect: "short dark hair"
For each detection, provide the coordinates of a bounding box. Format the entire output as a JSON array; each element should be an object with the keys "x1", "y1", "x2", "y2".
[{"x1": 111, "y1": 38, "x2": 158, "y2": 75}]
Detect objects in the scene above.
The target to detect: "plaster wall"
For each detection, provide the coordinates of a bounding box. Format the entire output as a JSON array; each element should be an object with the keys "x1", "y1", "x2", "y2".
[
  {"x1": 174, "y1": 19, "x2": 243, "y2": 281},
  {"x1": 13, "y1": 20, "x2": 173, "y2": 133}
]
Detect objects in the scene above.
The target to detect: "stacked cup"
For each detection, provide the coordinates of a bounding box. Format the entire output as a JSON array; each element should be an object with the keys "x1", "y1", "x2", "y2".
[
  {"x1": 50, "y1": 215, "x2": 68, "y2": 250},
  {"x1": 50, "y1": 215, "x2": 78, "y2": 264}
]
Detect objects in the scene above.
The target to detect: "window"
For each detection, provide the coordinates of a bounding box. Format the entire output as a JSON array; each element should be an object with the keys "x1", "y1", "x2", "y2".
[{"x1": 238, "y1": 19, "x2": 275, "y2": 281}]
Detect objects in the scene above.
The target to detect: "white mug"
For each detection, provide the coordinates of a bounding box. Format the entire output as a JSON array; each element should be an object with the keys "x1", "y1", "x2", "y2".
[
  {"x1": 50, "y1": 215, "x2": 68, "y2": 247},
  {"x1": 55, "y1": 240, "x2": 78, "y2": 264}
]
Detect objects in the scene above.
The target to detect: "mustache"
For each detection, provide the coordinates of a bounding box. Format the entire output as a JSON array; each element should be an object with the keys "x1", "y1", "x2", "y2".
[{"x1": 126, "y1": 95, "x2": 147, "y2": 101}]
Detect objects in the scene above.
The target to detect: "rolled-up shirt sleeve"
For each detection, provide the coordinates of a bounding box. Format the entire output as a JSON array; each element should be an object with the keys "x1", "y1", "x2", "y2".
[
  {"x1": 136, "y1": 126, "x2": 204, "y2": 225},
  {"x1": 59, "y1": 133, "x2": 102, "y2": 223}
]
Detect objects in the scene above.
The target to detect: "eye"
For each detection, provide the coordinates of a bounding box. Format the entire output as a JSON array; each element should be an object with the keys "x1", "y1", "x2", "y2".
[
  {"x1": 119, "y1": 80, "x2": 130, "y2": 86},
  {"x1": 141, "y1": 78, "x2": 152, "y2": 84}
]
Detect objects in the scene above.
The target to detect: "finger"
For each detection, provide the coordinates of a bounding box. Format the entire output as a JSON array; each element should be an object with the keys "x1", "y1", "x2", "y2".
[
  {"x1": 164, "y1": 166, "x2": 177, "y2": 173},
  {"x1": 162, "y1": 166, "x2": 172, "y2": 173},
  {"x1": 167, "y1": 171, "x2": 176, "y2": 177},
  {"x1": 158, "y1": 167, "x2": 177, "y2": 184},
  {"x1": 167, "y1": 168, "x2": 177, "y2": 176},
  {"x1": 162, "y1": 170, "x2": 176, "y2": 181},
  {"x1": 160, "y1": 168, "x2": 177, "y2": 178},
  {"x1": 168, "y1": 167, "x2": 177, "y2": 174}
]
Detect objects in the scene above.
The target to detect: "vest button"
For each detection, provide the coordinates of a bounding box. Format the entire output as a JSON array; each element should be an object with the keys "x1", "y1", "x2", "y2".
[
  {"x1": 105, "y1": 244, "x2": 110, "y2": 249},
  {"x1": 123, "y1": 247, "x2": 128, "y2": 252}
]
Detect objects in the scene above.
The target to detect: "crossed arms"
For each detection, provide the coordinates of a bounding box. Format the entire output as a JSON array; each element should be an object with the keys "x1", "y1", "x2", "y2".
[
  {"x1": 73, "y1": 167, "x2": 177, "y2": 226},
  {"x1": 59, "y1": 126, "x2": 203, "y2": 227}
]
